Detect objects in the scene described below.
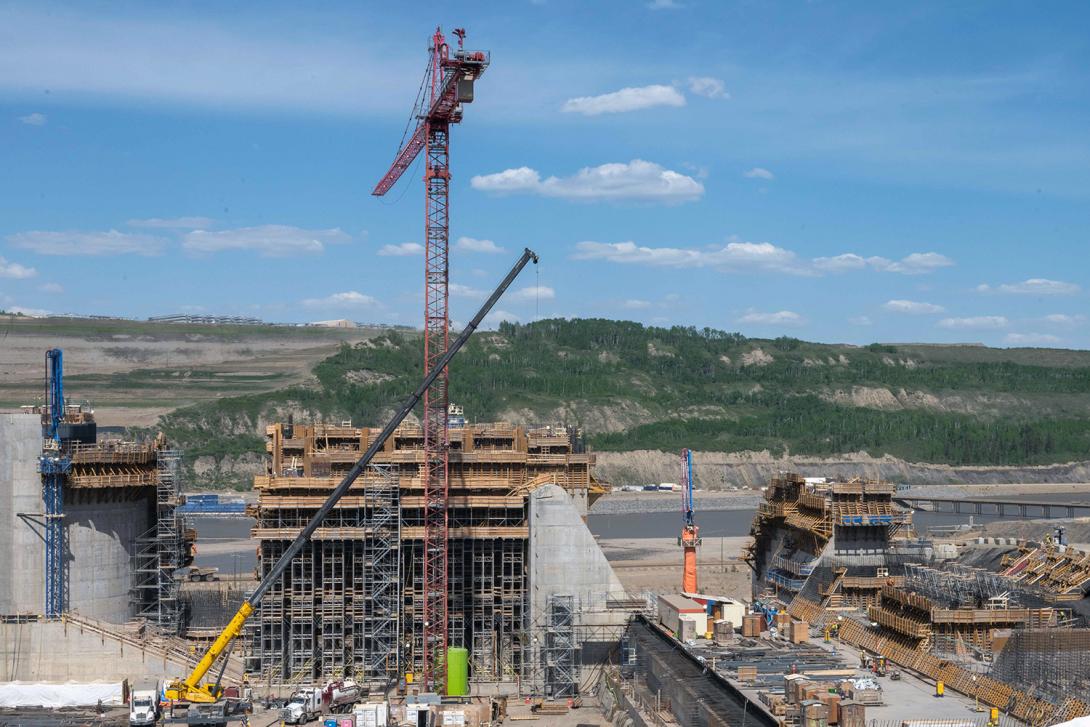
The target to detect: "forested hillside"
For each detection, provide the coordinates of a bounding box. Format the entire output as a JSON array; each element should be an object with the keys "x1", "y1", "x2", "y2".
[{"x1": 156, "y1": 318, "x2": 1090, "y2": 487}]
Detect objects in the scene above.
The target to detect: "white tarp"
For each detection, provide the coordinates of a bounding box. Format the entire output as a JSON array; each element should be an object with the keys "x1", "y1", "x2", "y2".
[
  {"x1": 0, "y1": 681, "x2": 124, "y2": 708},
  {"x1": 1051, "y1": 719, "x2": 1090, "y2": 727}
]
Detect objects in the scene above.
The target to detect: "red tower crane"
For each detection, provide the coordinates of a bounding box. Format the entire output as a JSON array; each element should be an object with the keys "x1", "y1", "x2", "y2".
[{"x1": 372, "y1": 27, "x2": 490, "y2": 691}]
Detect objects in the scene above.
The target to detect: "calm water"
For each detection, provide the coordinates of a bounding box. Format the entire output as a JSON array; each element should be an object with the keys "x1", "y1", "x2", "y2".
[
  {"x1": 186, "y1": 493, "x2": 1090, "y2": 556},
  {"x1": 587, "y1": 509, "x2": 757, "y2": 539},
  {"x1": 189, "y1": 516, "x2": 257, "y2": 574}
]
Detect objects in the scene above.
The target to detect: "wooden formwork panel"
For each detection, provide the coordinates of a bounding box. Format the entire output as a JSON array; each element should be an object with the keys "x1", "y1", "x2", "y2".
[{"x1": 838, "y1": 619, "x2": 1089, "y2": 726}]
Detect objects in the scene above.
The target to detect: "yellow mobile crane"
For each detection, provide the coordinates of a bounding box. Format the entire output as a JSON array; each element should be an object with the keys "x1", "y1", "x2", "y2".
[{"x1": 165, "y1": 249, "x2": 539, "y2": 706}]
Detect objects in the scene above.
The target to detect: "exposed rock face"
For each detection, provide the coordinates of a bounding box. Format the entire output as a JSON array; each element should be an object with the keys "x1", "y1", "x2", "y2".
[
  {"x1": 343, "y1": 369, "x2": 395, "y2": 385},
  {"x1": 499, "y1": 399, "x2": 653, "y2": 434},
  {"x1": 594, "y1": 449, "x2": 1090, "y2": 488},
  {"x1": 741, "y1": 348, "x2": 774, "y2": 367}
]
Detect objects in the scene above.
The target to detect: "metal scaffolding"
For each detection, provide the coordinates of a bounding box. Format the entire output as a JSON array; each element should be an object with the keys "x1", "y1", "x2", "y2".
[
  {"x1": 40, "y1": 347, "x2": 69, "y2": 619},
  {"x1": 544, "y1": 595, "x2": 577, "y2": 699},
  {"x1": 359, "y1": 463, "x2": 400, "y2": 685},
  {"x1": 905, "y1": 562, "x2": 1024, "y2": 609},
  {"x1": 248, "y1": 464, "x2": 403, "y2": 686},
  {"x1": 39, "y1": 452, "x2": 70, "y2": 618},
  {"x1": 131, "y1": 450, "x2": 185, "y2": 633},
  {"x1": 988, "y1": 629, "x2": 1090, "y2": 709},
  {"x1": 248, "y1": 419, "x2": 595, "y2": 690}
]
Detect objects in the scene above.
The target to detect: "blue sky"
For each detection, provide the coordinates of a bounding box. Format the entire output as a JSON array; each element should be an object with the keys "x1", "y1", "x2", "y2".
[{"x1": 1, "y1": 1, "x2": 1088, "y2": 348}]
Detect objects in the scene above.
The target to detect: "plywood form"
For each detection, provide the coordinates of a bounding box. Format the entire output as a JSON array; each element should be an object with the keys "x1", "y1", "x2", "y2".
[{"x1": 247, "y1": 420, "x2": 595, "y2": 685}]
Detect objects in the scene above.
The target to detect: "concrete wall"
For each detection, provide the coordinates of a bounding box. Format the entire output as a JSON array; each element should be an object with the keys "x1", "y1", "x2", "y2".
[
  {"x1": 529, "y1": 484, "x2": 630, "y2": 620},
  {"x1": 0, "y1": 620, "x2": 192, "y2": 682},
  {"x1": 831, "y1": 525, "x2": 892, "y2": 566},
  {"x1": 0, "y1": 413, "x2": 48, "y2": 616},
  {"x1": 528, "y1": 484, "x2": 633, "y2": 686},
  {"x1": 0, "y1": 413, "x2": 152, "y2": 622},
  {"x1": 67, "y1": 493, "x2": 151, "y2": 622}
]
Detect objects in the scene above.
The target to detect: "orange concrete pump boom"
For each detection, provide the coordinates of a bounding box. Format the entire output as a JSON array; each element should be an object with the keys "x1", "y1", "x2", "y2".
[{"x1": 679, "y1": 447, "x2": 700, "y2": 593}]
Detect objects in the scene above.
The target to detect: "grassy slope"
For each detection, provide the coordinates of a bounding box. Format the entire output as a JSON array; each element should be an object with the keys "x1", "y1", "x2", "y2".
[{"x1": 155, "y1": 319, "x2": 1090, "y2": 487}]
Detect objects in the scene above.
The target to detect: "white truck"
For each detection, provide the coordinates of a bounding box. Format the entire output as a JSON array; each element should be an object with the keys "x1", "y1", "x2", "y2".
[
  {"x1": 129, "y1": 679, "x2": 160, "y2": 726},
  {"x1": 281, "y1": 680, "x2": 360, "y2": 724},
  {"x1": 282, "y1": 688, "x2": 322, "y2": 725}
]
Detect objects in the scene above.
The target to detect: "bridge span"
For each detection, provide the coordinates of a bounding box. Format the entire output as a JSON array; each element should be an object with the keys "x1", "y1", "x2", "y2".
[{"x1": 894, "y1": 495, "x2": 1090, "y2": 519}]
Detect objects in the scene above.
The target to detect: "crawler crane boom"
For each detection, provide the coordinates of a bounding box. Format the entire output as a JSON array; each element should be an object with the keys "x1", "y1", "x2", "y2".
[{"x1": 165, "y1": 248, "x2": 538, "y2": 703}]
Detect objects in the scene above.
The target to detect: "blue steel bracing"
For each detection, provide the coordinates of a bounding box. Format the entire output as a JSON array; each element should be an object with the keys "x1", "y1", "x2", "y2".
[
  {"x1": 41, "y1": 348, "x2": 69, "y2": 618},
  {"x1": 46, "y1": 349, "x2": 64, "y2": 443}
]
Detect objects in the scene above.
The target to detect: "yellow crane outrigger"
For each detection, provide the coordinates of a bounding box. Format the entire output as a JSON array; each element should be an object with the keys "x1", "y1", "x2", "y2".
[{"x1": 165, "y1": 249, "x2": 539, "y2": 703}]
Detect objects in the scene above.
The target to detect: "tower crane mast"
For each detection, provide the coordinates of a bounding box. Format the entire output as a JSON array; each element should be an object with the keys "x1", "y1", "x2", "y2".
[{"x1": 372, "y1": 26, "x2": 489, "y2": 691}]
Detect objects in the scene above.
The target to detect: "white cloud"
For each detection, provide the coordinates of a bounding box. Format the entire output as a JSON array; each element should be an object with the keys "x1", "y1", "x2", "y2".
[
  {"x1": 883, "y1": 299, "x2": 945, "y2": 314},
  {"x1": 39, "y1": 282, "x2": 64, "y2": 293},
  {"x1": 849, "y1": 315, "x2": 872, "y2": 326},
  {"x1": 301, "y1": 291, "x2": 377, "y2": 308},
  {"x1": 450, "y1": 283, "x2": 486, "y2": 299},
  {"x1": 127, "y1": 216, "x2": 214, "y2": 229},
  {"x1": 1005, "y1": 332, "x2": 1061, "y2": 346},
  {"x1": 509, "y1": 285, "x2": 556, "y2": 302},
  {"x1": 977, "y1": 278, "x2": 1080, "y2": 295},
  {"x1": 574, "y1": 239, "x2": 805, "y2": 274},
  {"x1": 8, "y1": 305, "x2": 50, "y2": 317},
  {"x1": 183, "y1": 225, "x2": 349, "y2": 256},
  {"x1": 19, "y1": 112, "x2": 46, "y2": 126},
  {"x1": 622, "y1": 299, "x2": 652, "y2": 310},
  {"x1": 937, "y1": 316, "x2": 1008, "y2": 330},
  {"x1": 471, "y1": 160, "x2": 704, "y2": 203},
  {"x1": 562, "y1": 84, "x2": 685, "y2": 115},
  {"x1": 573, "y1": 239, "x2": 953, "y2": 278},
  {"x1": 1042, "y1": 313, "x2": 1086, "y2": 326},
  {"x1": 647, "y1": 0, "x2": 682, "y2": 8},
  {"x1": 738, "y1": 309, "x2": 804, "y2": 326},
  {"x1": 456, "y1": 237, "x2": 505, "y2": 254},
  {"x1": 867, "y1": 252, "x2": 954, "y2": 274},
  {"x1": 812, "y1": 253, "x2": 867, "y2": 272},
  {"x1": 743, "y1": 167, "x2": 775, "y2": 180},
  {"x1": 813, "y1": 251, "x2": 954, "y2": 275},
  {"x1": 470, "y1": 167, "x2": 541, "y2": 193},
  {"x1": 0, "y1": 256, "x2": 37, "y2": 279},
  {"x1": 687, "y1": 77, "x2": 728, "y2": 99},
  {"x1": 8, "y1": 229, "x2": 166, "y2": 256},
  {"x1": 378, "y1": 242, "x2": 423, "y2": 257}
]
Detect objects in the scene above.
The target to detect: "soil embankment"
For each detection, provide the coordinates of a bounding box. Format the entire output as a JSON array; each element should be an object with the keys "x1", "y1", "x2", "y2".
[{"x1": 595, "y1": 449, "x2": 1090, "y2": 489}]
